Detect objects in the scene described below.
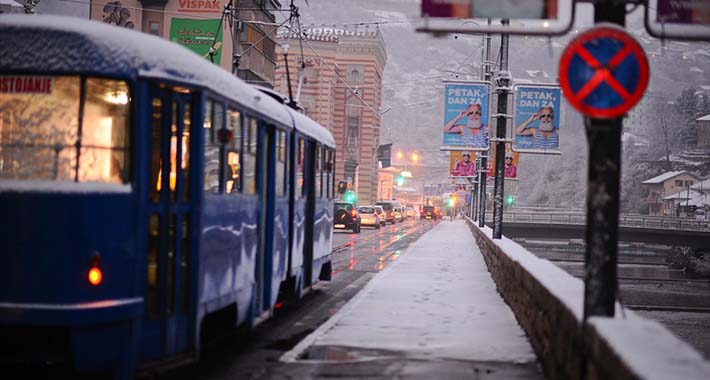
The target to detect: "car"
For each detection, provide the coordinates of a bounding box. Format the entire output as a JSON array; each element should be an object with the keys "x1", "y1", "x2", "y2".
[
  {"x1": 334, "y1": 202, "x2": 361, "y2": 233},
  {"x1": 357, "y1": 206, "x2": 381, "y2": 229},
  {"x1": 404, "y1": 207, "x2": 416, "y2": 219},
  {"x1": 393, "y1": 207, "x2": 404, "y2": 222},
  {"x1": 435, "y1": 208, "x2": 444, "y2": 219},
  {"x1": 373, "y1": 205, "x2": 387, "y2": 226},
  {"x1": 421, "y1": 205, "x2": 437, "y2": 220},
  {"x1": 375, "y1": 200, "x2": 403, "y2": 224}
]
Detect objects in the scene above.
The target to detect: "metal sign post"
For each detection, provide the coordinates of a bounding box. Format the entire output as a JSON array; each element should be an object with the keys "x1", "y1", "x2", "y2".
[
  {"x1": 559, "y1": 8, "x2": 649, "y2": 321},
  {"x1": 492, "y1": 19, "x2": 510, "y2": 239}
]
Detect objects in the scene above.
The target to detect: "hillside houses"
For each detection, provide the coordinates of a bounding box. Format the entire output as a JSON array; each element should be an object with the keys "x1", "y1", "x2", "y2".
[{"x1": 642, "y1": 171, "x2": 709, "y2": 218}]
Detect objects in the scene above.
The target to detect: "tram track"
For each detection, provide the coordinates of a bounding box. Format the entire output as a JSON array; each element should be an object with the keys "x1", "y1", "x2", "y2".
[{"x1": 330, "y1": 220, "x2": 434, "y2": 276}]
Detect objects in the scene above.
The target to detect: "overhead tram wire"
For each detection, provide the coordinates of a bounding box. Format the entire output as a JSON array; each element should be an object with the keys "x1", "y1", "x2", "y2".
[
  {"x1": 56, "y1": 0, "x2": 293, "y2": 20},
  {"x1": 207, "y1": 2, "x2": 229, "y2": 64},
  {"x1": 240, "y1": 18, "x2": 291, "y2": 58},
  {"x1": 275, "y1": 10, "x2": 383, "y2": 124}
]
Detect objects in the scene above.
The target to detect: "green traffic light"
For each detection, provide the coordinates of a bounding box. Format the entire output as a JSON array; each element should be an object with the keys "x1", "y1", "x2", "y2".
[
  {"x1": 506, "y1": 195, "x2": 514, "y2": 205},
  {"x1": 396, "y1": 176, "x2": 405, "y2": 187},
  {"x1": 344, "y1": 191, "x2": 357, "y2": 203},
  {"x1": 448, "y1": 198, "x2": 455, "y2": 207}
]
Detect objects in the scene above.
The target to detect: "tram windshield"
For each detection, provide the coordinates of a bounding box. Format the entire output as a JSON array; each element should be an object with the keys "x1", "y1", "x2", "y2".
[{"x1": 0, "y1": 75, "x2": 130, "y2": 184}]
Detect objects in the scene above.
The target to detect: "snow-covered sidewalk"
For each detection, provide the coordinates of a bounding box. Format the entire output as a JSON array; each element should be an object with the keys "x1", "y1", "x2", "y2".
[{"x1": 283, "y1": 219, "x2": 537, "y2": 364}]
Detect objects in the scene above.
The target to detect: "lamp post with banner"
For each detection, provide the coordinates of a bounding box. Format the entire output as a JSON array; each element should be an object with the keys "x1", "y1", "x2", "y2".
[{"x1": 491, "y1": 19, "x2": 511, "y2": 239}]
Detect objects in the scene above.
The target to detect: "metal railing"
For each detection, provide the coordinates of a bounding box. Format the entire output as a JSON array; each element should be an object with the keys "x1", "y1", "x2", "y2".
[{"x1": 485, "y1": 212, "x2": 710, "y2": 232}]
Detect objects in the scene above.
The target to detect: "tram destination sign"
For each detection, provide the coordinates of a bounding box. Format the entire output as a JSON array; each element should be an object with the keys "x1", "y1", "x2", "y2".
[
  {"x1": 559, "y1": 25, "x2": 649, "y2": 119},
  {"x1": 0, "y1": 76, "x2": 53, "y2": 94}
]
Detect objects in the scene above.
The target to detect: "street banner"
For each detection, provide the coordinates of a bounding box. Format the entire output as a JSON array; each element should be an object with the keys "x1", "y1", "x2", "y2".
[
  {"x1": 513, "y1": 84, "x2": 562, "y2": 154},
  {"x1": 442, "y1": 81, "x2": 491, "y2": 151},
  {"x1": 422, "y1": 0, "x2": 560, "y2": 19},
  {"x1": 449, "y1": 150, "x2": 477, "y2": 177},
  {"x1": 487, "y1": 143, "x2": 519, "y2": 180},
  {"x1": 170, "y1": 18, "x2": 223, "y2": 64}
]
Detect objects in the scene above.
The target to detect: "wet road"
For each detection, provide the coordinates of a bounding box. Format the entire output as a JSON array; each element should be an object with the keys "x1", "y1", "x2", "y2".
[{"x1": 161, "y1": 217, "x2": 440, "y2": 380}]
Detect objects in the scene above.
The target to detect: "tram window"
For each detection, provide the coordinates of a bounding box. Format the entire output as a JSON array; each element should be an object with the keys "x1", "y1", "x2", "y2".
[
  {"x1": 242, "y1": 117, "x2": 257, "y2": 195},
  {"x1": 275, "y1": 129, "x2": 286, "y2": 197},
  {"x1": 182, "y1": 103, "x2": 191, "y2": 202},
  {"x1": 203, "y1": 99, "x2": 219, "y2": 193},
  {"x1": 331, "y1": 149, "x2": 336, "y2": 198},
  {"x1": 315, "y1": 144, "x2": 322, "y2": 198},
  {"x1": 80, "y1": 78, "x2": 131, "y2": 184},
  {"x1": 169, "y1": 100, "x2": 179, "y2": 202},
  {"x1": 226, "y1": 109, "x2": 242, "y2": 194},
  {"x1": 325, "y1": 148, "x2": 334, "y2": 199},
  {"x1": 0, "y1": 76, "x2": 131, "y2": 184},
  {"x1": 296, "y1": 138, "x2": 304, "y2": 200},
  {"x1": 150, "y1": 98, "x2": 162, "y2": 203}
]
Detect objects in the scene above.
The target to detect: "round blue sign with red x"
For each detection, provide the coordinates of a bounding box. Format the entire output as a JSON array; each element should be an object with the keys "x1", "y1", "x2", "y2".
[{"x1": 559, "y1": 25, "x2": 649, "y2": 119}]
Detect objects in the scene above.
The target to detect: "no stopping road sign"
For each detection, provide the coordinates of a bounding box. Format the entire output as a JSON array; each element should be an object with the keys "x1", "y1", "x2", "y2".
[{"x1": 559, "y1": 25, "x2": 649, "y2": 119}]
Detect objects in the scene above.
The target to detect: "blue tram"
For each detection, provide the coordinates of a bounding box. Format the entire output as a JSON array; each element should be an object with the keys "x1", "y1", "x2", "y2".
[{"x1": 0, "y1": 15, "x2": 335, "y2": 378}]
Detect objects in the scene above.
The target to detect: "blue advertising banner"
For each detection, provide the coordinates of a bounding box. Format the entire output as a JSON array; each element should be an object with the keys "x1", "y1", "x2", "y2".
[
  {"x1": 513, "y1": 84, "x2": 562, "y2": 154},
  {"x1": 442, "y1": 81, "x2": 491, "y2": 151}
]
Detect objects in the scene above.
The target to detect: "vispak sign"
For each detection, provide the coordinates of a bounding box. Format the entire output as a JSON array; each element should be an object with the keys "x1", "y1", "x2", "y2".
[{"x1": 178, "y1": 0, "x2": 222, "y2": 13}]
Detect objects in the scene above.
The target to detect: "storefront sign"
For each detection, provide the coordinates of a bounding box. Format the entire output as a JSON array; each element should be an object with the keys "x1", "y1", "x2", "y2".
[{"x1": 170, "y1": 18, "x2": 223, "y2": 63}]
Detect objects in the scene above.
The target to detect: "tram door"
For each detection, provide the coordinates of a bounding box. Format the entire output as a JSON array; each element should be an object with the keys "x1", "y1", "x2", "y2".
[
  {"x1": 255, "y1": 123, "x2": 274, "y2": 320},
  {"x1": 142, "y1": 85, "x2": 196, "y2": 362}
]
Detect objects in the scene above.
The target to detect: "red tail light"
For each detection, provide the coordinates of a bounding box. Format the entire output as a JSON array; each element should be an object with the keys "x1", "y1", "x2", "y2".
[
  {"x1": 88, "y1": 266, "x2": 102, "y2": 286},
  {"x1": 351, "y1": 210, "x2": 358, "y2": 217}
]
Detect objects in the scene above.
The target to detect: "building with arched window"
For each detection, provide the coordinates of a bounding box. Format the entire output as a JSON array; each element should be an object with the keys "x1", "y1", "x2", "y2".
[{"x1": 276, "y1": 24, "x2": 387, "y2": 205}]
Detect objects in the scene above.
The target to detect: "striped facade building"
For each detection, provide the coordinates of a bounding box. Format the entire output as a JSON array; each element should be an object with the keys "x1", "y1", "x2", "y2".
[{"x1": 276, "y1": 25, "x2": 387, "y2": 205}]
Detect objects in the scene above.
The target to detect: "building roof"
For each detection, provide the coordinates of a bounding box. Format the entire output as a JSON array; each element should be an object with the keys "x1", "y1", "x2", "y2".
[
  {"x1": 642, "y1": 171, "x2": 689, "y2": 184},
  {"x1": 664, "y1": 189, "x2": 707, "y2": 206},
  {"x1": 690, "y1": 178, "x2": 710, "y2": 191}
]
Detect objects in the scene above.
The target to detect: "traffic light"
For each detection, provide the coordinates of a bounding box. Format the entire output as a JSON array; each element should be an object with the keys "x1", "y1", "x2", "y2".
[
  {"x1": 337, "y1": 180, "x2": 347, "y2": 194},
  {"x1": 344, "y1": 190, "x2": 357, "y2": 203},
  {"x1": 396, "y1": 175, "x2": 405, "y2": 187},
  {"x1": 506, "y1": 195, "x2": 515, "y2": 205},
  {"x1": 448, "y1": 195, "x2": 457, "y2": 207}
]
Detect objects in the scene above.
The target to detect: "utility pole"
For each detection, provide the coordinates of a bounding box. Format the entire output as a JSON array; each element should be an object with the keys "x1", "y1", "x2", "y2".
[
  {"x1": 492, "y1": 19, "x2": 510, "y2": 239},
  {"x1": 478, "y1": 19, "x2": 492, "y2": 228},
  {"x1": 231, "y1": 0, "x2": 242, "y2": 76},
  {"x1": 472, "y1": 156, "x2": 479, "y2": 221}
]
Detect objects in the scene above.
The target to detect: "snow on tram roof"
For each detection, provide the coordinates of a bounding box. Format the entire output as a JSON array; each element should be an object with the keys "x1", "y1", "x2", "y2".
[
  {"x1": 0, "y1": 14, "x2": 292, "y2": 128},
  {"x1": 286, "y1": 107, "x2": 336, "y2": 148}
]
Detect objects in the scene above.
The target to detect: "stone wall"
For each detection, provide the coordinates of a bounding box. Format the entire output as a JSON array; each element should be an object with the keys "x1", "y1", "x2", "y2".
[{"x1": 465, "y1": 218, "x2": 710, "y2": 380}]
